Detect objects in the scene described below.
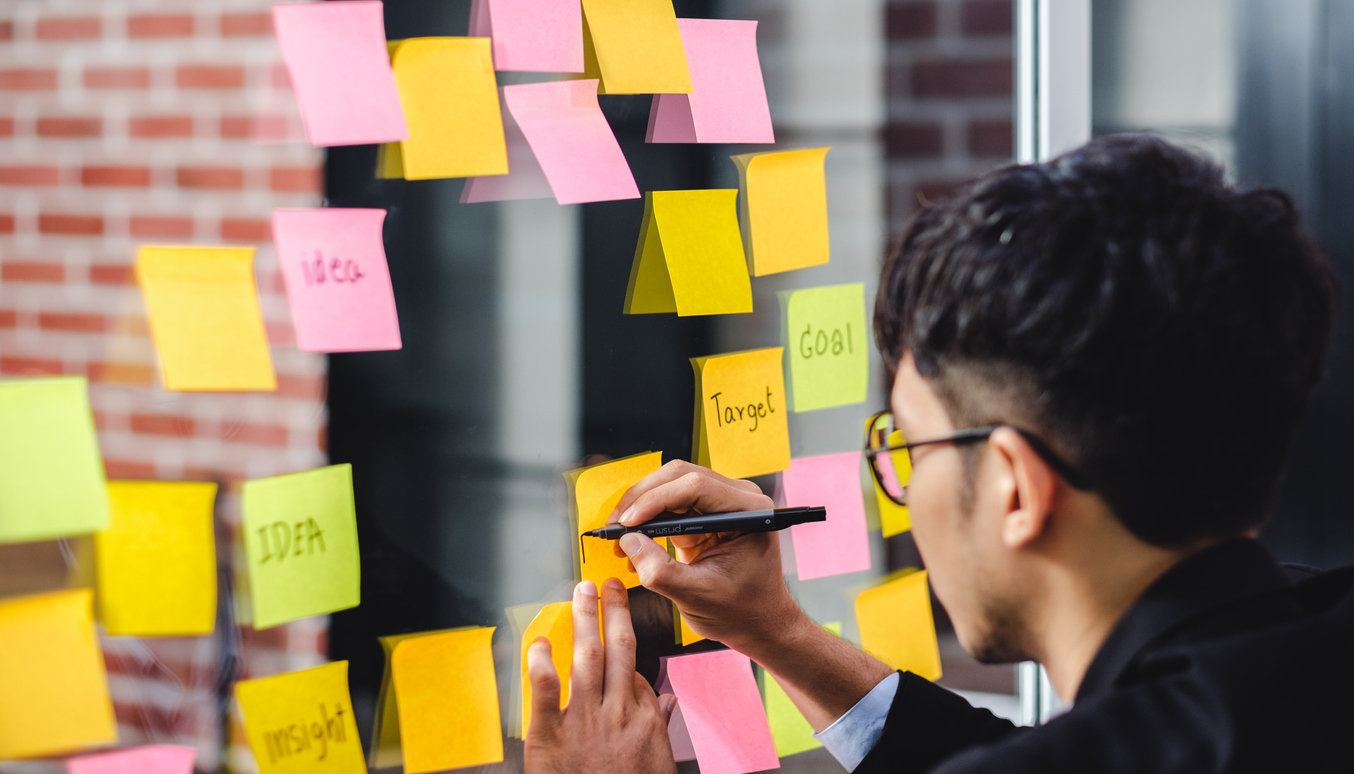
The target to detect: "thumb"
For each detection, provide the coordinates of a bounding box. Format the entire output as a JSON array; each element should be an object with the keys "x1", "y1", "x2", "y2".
[
  {"x1": 619, "y1": 533, "x2": 698, "y2": 598},
  {"x1": 526, "y1": 638, "x2": 562, "y2": 741},
  {"x1": 658, "y1": 693, "x2": 677, "y2": 724}
]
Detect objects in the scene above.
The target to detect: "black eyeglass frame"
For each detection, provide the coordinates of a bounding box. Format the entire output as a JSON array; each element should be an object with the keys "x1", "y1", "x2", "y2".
[{"x1": 863, "y1": 410, "x2": 1093, "y2": 506}]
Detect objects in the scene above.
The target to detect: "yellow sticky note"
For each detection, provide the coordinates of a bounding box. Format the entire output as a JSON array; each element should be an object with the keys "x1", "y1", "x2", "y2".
[
  {"x1": 624, "y1": 190, "x2": 753, "y2": 317},
  {"x1": 761, "y1": 622, "x2": 841, "y2": 757},
  {"x1": 732, "y1": 147, "x2": 831, "y2": 276},
  {"x1": 242, "y1": 464, "x2": 361, "y2": 629},
  {"x1": 521, "y1": 602, "x2": 572, "y2": 736},
  {"x1": 855, "y1": 570, "x2": 941, "y2": 680},
  {"x1": 0, "y1": 376, "x2": 109, "y2": 544},
  {"x1": 691, "y1": 349, "x2": 790, "y2": 479},
  {"x1": 391, "y1": 38, "x2": 508, "y2": 180},
  {"x1": 781, "y1": 284, "x2": 868, "y2": 412},
  {"x1": 97, "y1": 481, "x2": 218, "y2": 636},
  {"x1": 568, "y1": 452, "x2": 665, "y2": 589},
  {"x1": 393, "y1": 627, "x2": 503, "y2": 773},
  {"x1": 673, "y1": 603, "x2": 704, "y2": 646},
  {"x1": 136, "y1": 245, "x2": 277, "y2": 392},
  {"x1": 235, "y1": 661, "x2": 365, "y2": 774},
  {"x1": 0, "y1": 589, "x2": 116, "y2": 759},
  {"x1": 869, "y1": 422, "x2": 911, "y2": 537},
  {"x1": 376, "y1": 141, "x2": 404, "y2": 179},
  {"x1": 370, "y1": 627, "x2": 477, "y2": 769},
  {"x1": 581, "y1": 0, "x2": 691, "y2": 95}
]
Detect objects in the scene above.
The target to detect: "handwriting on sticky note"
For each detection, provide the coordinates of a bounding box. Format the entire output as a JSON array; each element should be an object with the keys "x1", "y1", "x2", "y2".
[
  {"x1": 0, "y1": 590, "x2": 116, "y2": 760},
  {"x1": 236, "y1": 661, "x2": 365, "y2": 774},
  {"x1": 624, "y1": 190, "x2": 752, "y2": 317},
  {"x1": 648, "y1": 19, "x2": 773, "y2": 144},
  {"x1": 855, "y1": 569, "x2": 942, "y2": 681},
  {"x1": 97, "y1": 481, "x2": 217, "y2": 636},
  {"x1": 136, "y1": 245, "x2": 277, "y2": 392},
  {"x1": 732, "y1": 147, "x2": 831, "y2": 276},
  {"x1": 470, "y1": 0, "x2": 584, "y2": 73},
  {"x1": 390, "y1": 38, "x2": 508, "y2": 180},
  {"x1": 521, "y1": 602, "x2": 572, "y2": 735},
  {"x1": 273, "y1": 1, "x2": 407, "y2": 147},
  {"x1": 393, "y1": 628, "x2": 503, "y2": 773},
  {"x1": 692, "y1": 349, "x2": 790, "y2": 479},
  {"x1": 783, "y1": 453, "x2": 871, "y2": 581},
  {"x1": 67, "y1": 745, "x2": 197, "y2": 774},
  {"x1": 661, "y1": 650, "x2": 779, "y2": 774},
  {"x1": 242, "y1": 464, "x2": 360, "y2": 629},
  {"x1": 581, "y1": 0, "x2": 691, "y2": 95},
  {"x1": 0, "y1": 376, "x2": 108, "y2": 544},
  {"x1": 781, "y1": 283, "x2": 868, "y2": 412},
  {"x1": 569, "y1": 452, "x2": 664, "y2": 589}
]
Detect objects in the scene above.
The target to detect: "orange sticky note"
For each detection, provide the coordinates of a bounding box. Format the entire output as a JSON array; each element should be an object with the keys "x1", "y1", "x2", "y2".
[
  {"x1": 731, "y1": 147, "x2": 831, "y2": 276},
  {"x1": 691, "y1": 348, "x2": 790, "y2": 479},
  {"x1": 854, "y1": 569, "x2": 942, "y2": 681},
  {"x1": 568, "y1": 452, "x2": 665, "y2": 589},
  {"x1": 393, "y1": 627, "x2": 503, "y2": 773},
  {"x1": 520, "y1": 602, "x2": 572, "y2": 735},
  {"x1": 0, "y1": 589, "x2": 116, "y2": 759},
  {"x1": 234, "y1": 661, "x2": 365, "y2": 774},
  {"x1": 581, "y1": 0, "x2": 691, "y2": 95}
]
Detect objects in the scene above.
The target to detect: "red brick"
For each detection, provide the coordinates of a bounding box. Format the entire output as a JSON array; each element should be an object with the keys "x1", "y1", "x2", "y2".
[
  {"x1": 0, "y1": 357, "x2": 63, "y2": 376},
  {"x1": 88, "y1": 362, "x2": 155, "y2": 386},
  {"x1": 0, "y1": 166, "x2": 60, "y2": 186},
  {"x1": 885, "y1": 122, "x2": 944, "y2": 159},
  {"x1": 221, "y1": 12, "x2": 273, "y2": 36},
  {"x1": 40, "y1": 214, "x2": 103, "y2": 236},
  {"x1": 969, "y1": 119, "x2": 1013, "y2": 157},
  {"x1": 913, "y1": 59, "x2": 1012, "y2": 98},
  {"x1": 0, "y1": 118, "x2": 12, "y2": 137},
  {"x1": 888, "y1": 2, "x2": 937, "y2": 39},
  {"x1": 270, "y1": 166, "x2": 322, "y2": 193},
  {"x1": 176, "y1": 65, "x2": 245, "y2": 89},
  {"x1": 130, "y1": 413, "x2": 196, "y2": 438},
  {"x1": 0, "y1": 21, "x2": 12, "y2": 41},
  {"x1": 317, "y1": 425, "x2": 327, "y2": 453},
  {"x1": 84, "y1": 67, "x2": 151, "y2": 90},
  {"x1": 222, "y1": 422, "x2": 289, "y2": 447},
  {"x1": 0, "y1": 69, "x2": 58, "y2": 91},
  {"x1": 277, "y1": 374, "x2": 326, "y2": 400},
  {"x1": 103, "y1": 459, "x2": 159, "y2": 479},
  {"x1": 129, "y1": 216, "x2": 192, "y2": 238},
  {"x1": 39, "y1": 312, "x2": 106, "y2": 333},
  {"x1": 90, "y1": 264, "x2": 136, "y2": 285},
  {"x1": 0, "y1": 309, "x2": 16, "y2": 328},
  {"x1": 177, "y1": 167, "x2": 244, "y2": 190},
  {"x1": 962, "y1": 0, "x2": 1013, "y2": 36},
  {"x1": 128, "y1": 14, "x2": 194, "y2": 38},
  {"x1": 2, "y1": 262, "x2": 64, "y2": 282},
  {"x1": 36, "y1": 17, "x2": 101, "y2": 40},
  {"x1": 82, "y1": 166, "x2": 152, "y2": 187},
  {"x1": 219, "y1": 116, "x2": 252, "y2": 139},
  {"x1": 130, "y1": 115, "x2": 194, "y2": 138},
  {"x1": 37, "y1": 117, "x2": 102, "y2": 137},
  {"x1": 0, "y1": 214, "x2": 13, "y2": 234},
  {"x1": 221, "y1": 218, "x2": 271, "y2": 242}
]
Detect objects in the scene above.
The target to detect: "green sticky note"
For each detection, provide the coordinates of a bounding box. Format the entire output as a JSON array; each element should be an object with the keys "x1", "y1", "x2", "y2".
[
  {"x1": 0, "y1": 377, "x2": 108, "y2": 544},
  {"x1": 761, "y1": 622, "x2": 842, "y2": 757},
  {"x1": 781, "y1": 284, "x2": 869, "y2": 412},
  {"x1": 242, "y1": 463, "x2": 361, "y2": 629}
]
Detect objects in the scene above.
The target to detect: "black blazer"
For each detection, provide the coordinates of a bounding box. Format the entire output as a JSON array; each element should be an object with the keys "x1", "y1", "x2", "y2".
[{"x1": 855, "y1": 539, "x2": 1354, "y2": 773}]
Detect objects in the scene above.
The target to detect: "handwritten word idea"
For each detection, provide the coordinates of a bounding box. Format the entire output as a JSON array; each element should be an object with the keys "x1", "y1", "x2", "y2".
[
  {"x1": 257, "y1": 518, "x2": 327, "y2": 564},
  {"x1": 299, "y1": 252, "x2": 365, "y2": 286}
]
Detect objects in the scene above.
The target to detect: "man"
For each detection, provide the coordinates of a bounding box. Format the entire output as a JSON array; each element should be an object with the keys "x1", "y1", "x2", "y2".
[{"x1": 523, "y1": 135, "x2": 1354, "y2": 773}]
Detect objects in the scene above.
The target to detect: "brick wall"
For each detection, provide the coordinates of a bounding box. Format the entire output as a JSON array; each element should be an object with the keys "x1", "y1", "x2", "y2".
[
  {"x1": 0, "y1": 2, "x2": 325, "y2": 771},
  {"x1": 884, "y1": 0, "x2": 1014, "y2": 236}
]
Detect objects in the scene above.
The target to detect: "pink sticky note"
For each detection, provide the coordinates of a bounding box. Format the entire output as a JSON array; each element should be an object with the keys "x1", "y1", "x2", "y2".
[
  {"x1": 647, "y1": 19, "x2": 774, "y2": 144},
  {"x1": 272, "y1": 208, "x2": 402, "y2": 353},
  {"x1": 662, "y1": 650, "x2": 780, "y2": 774},
  {"x1": 469, "y1": 0, "x2": 584, "y2": 73},
  {"x1": 461, "y1": 89, "x2": 554, "y2": 203},
  {"x1": 782, "y1": 452, "x2": 872, "y2": 581},
  {"x1": 503, "y1": 79, "x2": 640, "y2": 205},
  {"x1": 273, "y1": 1, "x2": 408, "y2": 147},
  {"x1": 67, "y1": 745, "x2": 196, "y2": 774}
]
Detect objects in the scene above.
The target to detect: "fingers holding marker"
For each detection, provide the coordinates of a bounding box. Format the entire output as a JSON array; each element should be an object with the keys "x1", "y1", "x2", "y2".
[{"x1": 619, "y1": 533, "x2": 697, "y2": 597}]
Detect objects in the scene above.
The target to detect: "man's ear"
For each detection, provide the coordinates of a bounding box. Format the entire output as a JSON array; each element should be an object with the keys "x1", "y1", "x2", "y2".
[{"x1": 988, "y1": 427, "x2": 1057, "y2": 549}]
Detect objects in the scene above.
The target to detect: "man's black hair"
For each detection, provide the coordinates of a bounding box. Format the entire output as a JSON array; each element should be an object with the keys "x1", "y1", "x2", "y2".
[{"x1": 875, "y1": 134, "x2": 1338, "y2": 547}]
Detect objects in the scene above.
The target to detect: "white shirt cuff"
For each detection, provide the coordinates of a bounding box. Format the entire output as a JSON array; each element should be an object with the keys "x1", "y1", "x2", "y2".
[{"x1": 814, "y1": 671, "x2": 900, "y2": 772}]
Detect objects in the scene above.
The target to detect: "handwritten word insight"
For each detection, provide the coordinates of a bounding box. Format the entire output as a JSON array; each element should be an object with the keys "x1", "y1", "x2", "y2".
[{"x1": 263, "y1": 702, "x2": 349, "y2": 763}]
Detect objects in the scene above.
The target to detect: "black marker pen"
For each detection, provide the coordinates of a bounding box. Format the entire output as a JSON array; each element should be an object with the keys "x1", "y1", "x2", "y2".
[{"x1": 584, "y1": 506, "x2": 825, "y2": 541}]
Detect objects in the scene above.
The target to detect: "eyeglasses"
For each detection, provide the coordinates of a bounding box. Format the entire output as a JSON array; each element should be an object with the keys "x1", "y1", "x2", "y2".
[{"x1": 863, "y1": 410, "x2": 1092, "y2": 506}]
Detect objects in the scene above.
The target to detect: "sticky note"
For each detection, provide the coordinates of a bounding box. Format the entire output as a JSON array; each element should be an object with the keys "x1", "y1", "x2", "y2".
[
  {"x1": 273, "y1": 209, "x2": 402, "y2": 353},
  {"x1": 691, "y1": 349, "x2": 790, "y2": 479},
  {"x1": 273, "y1": 1, "x2": 408, "y2": 147},
  {"x1": 855, "y1": 570, "x2": 942, "y2": 681},
  {"x1": 491, "y1": 79, "x2": 639, "y2": 205},
  {"x1": 369, "y1": 627, "x2": 477, "y2": 769},
  {"x1": 781, "y1": 284, "x2": 868, "y2": 412},
  {"x1": 242, "y1": 464, "x2": 361, "y2": 629},
  {"x1": 0, "y1": 377, "x2": 108, "y2": 543},
  {"x1": 568, "y1": 452, "x2": 664, "y2": 589},
  {"x1": 390, "y1": 37, "x2": 509, "y2": 180},
  {"x1": 761, "y1": 622, "x2": 841, "y2": 757},
  {"x1": 461, "y1": 92, "x2": 555, "y2": 203},
  {"x1": 0, "y1": 590, "x2": 116, "y2": 759},
  {"x1": 581, "y1": 0, "x2": 691, "y2": 94},
  {"x1": 731, "y1": 148, "x2": 831, "y2": 276},
  {"x1": 96, "y1": 481, "x2": 218, "y2": 636},
  {"x1": 136, "y1": 246, "x2": 276, "y2": 392},
  {"x1": 235, "y1": 661, "x2": 365, "y2": 774},
  {"x1": 867, "y1": 419, "x2": 911, "y2": 538},
  {"x1": 623, "y1": 190, "x2": 753, "y2": 317},
  {"x1": 782, "y1": 453, "x2": 871, "y2": 581},
  {"x1": 393, "y1": 628, "x2": 503, "y2": 773},
  {"x1": 660, "y1": 650, "x2": 779, "y2": 774},
  {"x1": 673, "y1": 603, "x2": 704, "y2": 646},
  {"x1": 648, "y1": 20, "x2": 773, "y2": 144},
  {"x1": 521, "y1": 602, "x2": 572, "y2": 736},
  {"x1": 67, "y1": 745, "x2": 197, "y2": 774},
  {"x1": 469, "y1": 0, "x2": 584, "y2": 73}
]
